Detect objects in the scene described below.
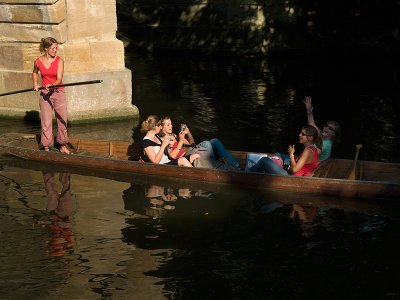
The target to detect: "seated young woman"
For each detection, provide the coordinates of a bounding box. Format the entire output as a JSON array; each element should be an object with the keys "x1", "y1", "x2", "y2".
[
  {"x1": 159, "y1": 116, "x2": 240, "y2": 169},
  {"x1": 273, "y1": 96, "x2": 341, "y2": 166},
  {"x1": 250, "y1": 125, "x2": 322, "y2": 176},
  {"x1": 157, "y1": 116, "x2": 200, "y2": 164},
  {"x1": 140, "y1": 115, "x2": 193, "y2": 167}
]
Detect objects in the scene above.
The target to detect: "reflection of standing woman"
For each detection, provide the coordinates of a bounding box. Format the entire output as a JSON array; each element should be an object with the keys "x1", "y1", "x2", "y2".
[
  {"x1": 43, "y1": 172, "x2": 75, "y2": 256},
  {"x1": 32, "y1": 37, "x2": 71, "y2": 154}
]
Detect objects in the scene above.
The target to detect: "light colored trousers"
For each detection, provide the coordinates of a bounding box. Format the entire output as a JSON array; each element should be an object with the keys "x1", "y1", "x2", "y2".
[
  {"x1": 39, "y1": 89, "x2": 69, "y2": 147},
  {"x1": 197, "y1": 138, "x2": 240, "y2": 169}
]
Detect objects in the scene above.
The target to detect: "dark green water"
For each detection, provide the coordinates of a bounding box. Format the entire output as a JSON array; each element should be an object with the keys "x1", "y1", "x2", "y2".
[
  {"x1": 1, "y1": 161, "x2": 400, "y2": 299},
  {"x1": 126, "y1": 50, "x2": 399, "y2": 163},
  {"x1": 1, "y1": 50, "x2": 400, "y2": 299}
]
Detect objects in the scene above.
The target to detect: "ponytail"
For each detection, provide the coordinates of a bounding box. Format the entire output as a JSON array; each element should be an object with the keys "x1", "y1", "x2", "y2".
[
  {"x1": 140, "y1": 115, "x2": 160, "y2": 133},
  {"x1": 39, "y1": 37, "x2": 58, "y2": 53},
  {"x1": 303, "y1": 125, "x2": 322, "y2": 150},
  {"x1": 315, "y1": 135, "x2": 323, "y2": 151}
]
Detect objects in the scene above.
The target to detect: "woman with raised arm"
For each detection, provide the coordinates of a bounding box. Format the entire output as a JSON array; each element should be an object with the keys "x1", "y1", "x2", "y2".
[
  {"x1": 32, "y1": 37, "x2": 71, "y2": 154},
  {"x1": 140, "y1": 115, "x2": 193, "y2": 167},
  {"x1": 250, "y1": 125, "x2": 322, "y2": 176},
  {"x1": 303, "y1": 96, "x2": 341, "y2": 161}
]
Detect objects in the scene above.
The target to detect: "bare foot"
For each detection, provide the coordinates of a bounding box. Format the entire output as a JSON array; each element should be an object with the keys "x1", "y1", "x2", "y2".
[{"x1": 60, "y1": 145, "x2": 72, "y2": 154}]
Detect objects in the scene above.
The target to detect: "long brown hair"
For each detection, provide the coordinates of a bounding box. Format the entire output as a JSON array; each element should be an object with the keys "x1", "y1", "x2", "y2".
[
  {"x1": 303, "y1": 125, "x2": 323, "y2": 150},
  {"x1": 326, "y1": 120, "x2": 341, "y2": 144}
]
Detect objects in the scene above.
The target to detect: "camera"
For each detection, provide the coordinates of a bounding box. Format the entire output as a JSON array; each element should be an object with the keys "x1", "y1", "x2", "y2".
[{"x1": 180, "y1": 124, "x2": 187, "y2": 132}]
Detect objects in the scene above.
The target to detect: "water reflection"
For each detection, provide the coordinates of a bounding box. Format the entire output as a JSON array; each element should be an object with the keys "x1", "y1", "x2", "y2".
[
  {"x1": 42, "y1": 172, "x2": 76, "y2": 257},
  {"x1": 120, "y1": 183, "x2": 400, "y2": 299},
  {"x1": 1, "y1": 163, "x2": 400, "y2": 299},
  {"x1": 123, "y1": 183, "x2": 213, "y2": 219},
  {"x1": 289, "y1": 204, "x2": 319, "y2": 238}
]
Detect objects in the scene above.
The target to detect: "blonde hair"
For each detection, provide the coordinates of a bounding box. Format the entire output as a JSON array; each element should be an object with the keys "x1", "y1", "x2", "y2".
[
  {"x1": 140, "y1": 115, "x2": 160, "y2": 133},
  {"x1": 39, "y1": 37, "x2": 58, "y2": 53},
  {"x1": 158, "y1": 116, "x2": 171, "y2": 137}
]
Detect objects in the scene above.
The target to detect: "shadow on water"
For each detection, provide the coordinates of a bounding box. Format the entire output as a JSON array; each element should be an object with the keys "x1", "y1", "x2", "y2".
[
  {"x1": 121, "y1": 181, "x2": 400, "y2": 299},
  {"x1": 1, "y1": 159, "x2": 400, "y2": 299},
  {"x1": 1, "y1": 50, "x2": 398, "y2": 163},
  {"x1": 0, "y1": 38, "x2": 399, "y2": 300},
  {"x1": 126, "y1": 50, "x2": 399, "y2": 163}
]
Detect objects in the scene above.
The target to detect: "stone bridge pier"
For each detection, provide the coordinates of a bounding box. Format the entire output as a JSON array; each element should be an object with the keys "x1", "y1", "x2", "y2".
[{"x1": 0, "y1": 0, "x2": 138, "y2": 122}]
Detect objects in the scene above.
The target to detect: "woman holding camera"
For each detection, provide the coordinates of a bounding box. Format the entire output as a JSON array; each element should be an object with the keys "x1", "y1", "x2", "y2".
[
  {"x1": 140, "y1": 115, "x2": 194, "y2": 167},
  {"x1": 159, "y1": 116, "x2": 240, "y2": 169}
]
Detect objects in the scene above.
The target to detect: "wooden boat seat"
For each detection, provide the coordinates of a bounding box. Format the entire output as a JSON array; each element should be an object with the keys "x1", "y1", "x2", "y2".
[{"x1": 312, "y1": 159, "x2": 334, "y2": 178}]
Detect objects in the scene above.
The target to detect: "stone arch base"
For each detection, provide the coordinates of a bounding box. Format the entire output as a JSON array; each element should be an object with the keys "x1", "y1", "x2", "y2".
[
  {"x1": 0, "y1": 0, "x2": 138, "y2": 123},
  {"x1": 0, "y1": 69, "x2": 137, "y2": 123}
]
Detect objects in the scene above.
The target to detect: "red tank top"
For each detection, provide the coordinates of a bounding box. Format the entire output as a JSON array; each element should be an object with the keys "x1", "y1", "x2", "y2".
[
  {"x1": 172, "y1": 140, "x2": 186, "y2": 158},
  {"x1": 292, "y1": 145, "x2": 320, "y2": 177},
  {"x1": 35, "y1": 56, "x2": 64, "y2": 90}
]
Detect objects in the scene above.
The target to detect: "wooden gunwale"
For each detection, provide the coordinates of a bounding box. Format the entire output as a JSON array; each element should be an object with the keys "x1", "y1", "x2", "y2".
[{"x1": 1, "y1": 134, "x2": 399, "y2": 201}]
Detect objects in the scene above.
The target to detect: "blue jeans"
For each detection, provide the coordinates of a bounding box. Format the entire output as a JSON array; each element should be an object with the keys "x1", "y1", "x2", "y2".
[
  {"x1": 198, "y1": 138, "x2": 239, "y2": 168},
  {"x1": 196, "y1": 140, "x2": 213, "y2": 157},
  {"x1": 210, "y1": 138, "x2": 239, "y2": 168},
  {"x1": 273, "y1": 152, "x2": 291, "y2": 166},
  {"x1": 250, "y1": 157, "x2": 289, "y2": 175}
]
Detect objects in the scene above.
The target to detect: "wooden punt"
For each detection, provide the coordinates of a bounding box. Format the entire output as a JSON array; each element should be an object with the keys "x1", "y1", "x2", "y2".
[{"x1": 1, "y1": 133, "x2": 399, "y2": 201}]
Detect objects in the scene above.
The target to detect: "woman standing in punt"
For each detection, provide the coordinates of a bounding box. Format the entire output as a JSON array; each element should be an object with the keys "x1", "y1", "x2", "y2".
[{"x1": 32, "y1": 37, "x2": 71, "y2": 154}]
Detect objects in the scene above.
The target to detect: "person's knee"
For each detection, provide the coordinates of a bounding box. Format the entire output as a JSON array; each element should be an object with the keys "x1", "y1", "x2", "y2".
[
  {"x1": 210, "y1": 138, "x2": 220, "y2": 145},
  {"x1": 200, "y1": 140, "x2": 212, "y2": 148},
  {"x1": 190, "y1": 153, "x2": 200, "y2": 163},
  {"x1": 178, "y1": 157, "x2": 193, "y2": 167}
]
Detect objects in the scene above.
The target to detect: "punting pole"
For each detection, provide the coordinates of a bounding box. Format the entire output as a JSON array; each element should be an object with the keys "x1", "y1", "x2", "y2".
[{"x1": 0, "y1": 80, "x2": 103, "y2": 97}]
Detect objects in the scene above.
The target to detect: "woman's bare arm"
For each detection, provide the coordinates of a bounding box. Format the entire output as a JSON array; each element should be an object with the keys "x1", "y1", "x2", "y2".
[{"x1": 304, "y1": 96, "x2": 322, "y2": 136}]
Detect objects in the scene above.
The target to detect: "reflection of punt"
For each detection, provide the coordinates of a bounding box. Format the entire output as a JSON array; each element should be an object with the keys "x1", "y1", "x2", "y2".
[{"x1": 1, "y1": 133, "x2": 399, "y2": 201}]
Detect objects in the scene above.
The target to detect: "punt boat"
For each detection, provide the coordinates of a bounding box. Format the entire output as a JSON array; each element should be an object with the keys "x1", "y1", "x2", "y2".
[{"x1": 1, "y1": 133, "x2": 399, "y2": 201}]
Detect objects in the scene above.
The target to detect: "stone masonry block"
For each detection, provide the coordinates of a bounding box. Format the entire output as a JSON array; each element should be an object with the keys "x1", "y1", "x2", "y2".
[
  {"x1": 0, "y1": 23, "x2": 67, "y2": 43},
  {"x1": 62, "y1": 43, "x2": 92, "y2": 73},
  {"x1": 62, "y1": 41, "x2": 125, "y2": 73},
  {"x1": 1, "y1": 1, "x2": 57, "y2": 4},
  {"x1": 0, "y1": 1, "x2": 65, "y2": 23},
  {"x1": 0, "y1": 71, "x2": 39, "y2": 110},
  {"x1": 89, "y1": 40, "x2": 125, "y2": 71},
  {"x1": 0, "y1": 43, "x2": 39, "y2": 72},
  {"x1": 66, "y1": 1, "x2": 117, "y2": 40}
]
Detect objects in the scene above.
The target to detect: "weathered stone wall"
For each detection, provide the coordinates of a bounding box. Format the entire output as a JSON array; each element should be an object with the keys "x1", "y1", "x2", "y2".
[{"x1": 0, "y1": 0, "x2": 138, "y2": 122}]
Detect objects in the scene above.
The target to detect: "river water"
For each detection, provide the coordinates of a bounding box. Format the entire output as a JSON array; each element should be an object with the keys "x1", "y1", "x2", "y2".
[{"x1": 1, "y1": 49, "x2": 400, "y2": 299}]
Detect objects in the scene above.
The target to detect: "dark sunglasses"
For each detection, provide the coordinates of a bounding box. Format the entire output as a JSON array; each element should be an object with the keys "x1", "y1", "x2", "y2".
[
  {"x1": 300, "y1": 132, "x2": 310, "y2": 136},
  {"x1": 324, "y1": 124, "x2": 336, "y2": 132}
]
